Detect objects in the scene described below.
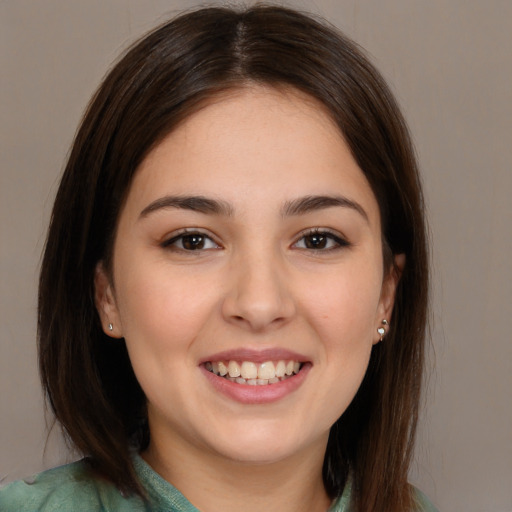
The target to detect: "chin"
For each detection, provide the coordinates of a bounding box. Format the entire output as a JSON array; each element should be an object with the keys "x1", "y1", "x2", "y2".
[
  {"x1": 216, "y1": 443, "x2": 298, "y2": 466},
  {"x1": 203, "y1": 421, "x2": 323, "y2": 466}
]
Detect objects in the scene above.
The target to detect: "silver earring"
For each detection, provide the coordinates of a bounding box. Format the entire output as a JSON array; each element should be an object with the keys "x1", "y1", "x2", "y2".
[
  {"x1": 108, "y1": 323, "x2": 113, "y2": 332},
  {"x1": 377, "y1": 319, "x2": 389, "y2": 341}
]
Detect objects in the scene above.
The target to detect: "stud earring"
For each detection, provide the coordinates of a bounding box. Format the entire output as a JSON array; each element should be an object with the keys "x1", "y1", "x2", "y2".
[
  {"x1": 108, "y1": 323, "x2": 113, "y2": 332},
  {"x1": 377, "y1": 319, "x2": 389, "y2": 341}
]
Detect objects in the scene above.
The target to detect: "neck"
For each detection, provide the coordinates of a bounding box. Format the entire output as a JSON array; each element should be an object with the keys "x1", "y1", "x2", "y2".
[{"x1": 142, "y1": 435, "x2": 332, "y2": 512}]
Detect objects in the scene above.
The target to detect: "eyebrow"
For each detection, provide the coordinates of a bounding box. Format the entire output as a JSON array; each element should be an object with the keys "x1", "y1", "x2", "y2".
[
  {"x1": 139, "y1": 194, "x2": 368, "y2": 222},
  {"x1": 139, "y1": 195, "x2": 234, "y2": 219},
  {"x1": 281, "y1": 195, "x2": 368, "y2": 222}
]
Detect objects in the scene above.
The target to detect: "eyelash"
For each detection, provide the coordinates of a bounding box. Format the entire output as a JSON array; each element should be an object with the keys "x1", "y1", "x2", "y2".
[
  {"x1": 161, "y1": 229, "x2": 220, "y2": 252},
  {"x1": 161, "y1": 228, "x2": 350, "y2": 253},
  {"x1": 293, "y1": 228, "x2": 350, "y2": 252}
]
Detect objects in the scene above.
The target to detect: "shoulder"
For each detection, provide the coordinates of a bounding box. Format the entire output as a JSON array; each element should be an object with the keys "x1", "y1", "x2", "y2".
[
  {"x1": 0, "y1": 460, "x2": 146, "y2": 512},
  {"x1": 329, "y1": 482, "x2": 439, "y2": 512},
  {"x1": 411, "y1": 486, "x2": 439, "y2": 512}
]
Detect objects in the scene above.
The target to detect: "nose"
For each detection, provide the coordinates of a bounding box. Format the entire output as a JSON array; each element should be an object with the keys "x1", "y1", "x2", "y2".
[{"x1": 221, "y1": 251, "x2": 296, "y2": 332}]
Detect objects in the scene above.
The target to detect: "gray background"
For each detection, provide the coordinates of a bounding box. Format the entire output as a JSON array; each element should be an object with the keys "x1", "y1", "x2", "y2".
[{"x1": 1, "y1": 1, "x2": 511, "y2": 511}]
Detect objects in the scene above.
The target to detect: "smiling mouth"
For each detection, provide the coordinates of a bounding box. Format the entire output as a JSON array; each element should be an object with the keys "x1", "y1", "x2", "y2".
[{"x1": 204, "y1": 360, "x2": 303, "y2": 386}]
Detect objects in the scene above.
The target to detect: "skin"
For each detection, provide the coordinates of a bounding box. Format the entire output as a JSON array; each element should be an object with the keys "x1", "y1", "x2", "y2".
[{"x1": 95, "y1": 86, "x2": 403, "y2": 512}]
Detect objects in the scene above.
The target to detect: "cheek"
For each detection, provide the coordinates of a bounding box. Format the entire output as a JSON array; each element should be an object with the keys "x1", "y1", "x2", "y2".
[
  {"x1": 301, "y1": 268, "x2": 382, "y2": 340},
  {"x1": 299, "y1": 275, "x2": 379, "y2": 422},
  {"x1": 297, "y1": 263, "x2": 382, "y2": 407},
  {"x1": 113, "y1": 269, "x2": 220, "y2": 414},
  {"x1": 114, "y1": 267, "x2": 217, "y2": 361}
]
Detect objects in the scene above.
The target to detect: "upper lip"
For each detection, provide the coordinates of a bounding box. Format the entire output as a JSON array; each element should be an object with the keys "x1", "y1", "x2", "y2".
[{"x1": 199, "y1": 348, "x2": 310, "y2": 365}]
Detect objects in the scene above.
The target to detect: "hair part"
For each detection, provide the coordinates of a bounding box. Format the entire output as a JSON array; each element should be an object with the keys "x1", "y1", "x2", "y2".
[{"x1": 39, "y1": 6, "x2": 428, "y2": 511}]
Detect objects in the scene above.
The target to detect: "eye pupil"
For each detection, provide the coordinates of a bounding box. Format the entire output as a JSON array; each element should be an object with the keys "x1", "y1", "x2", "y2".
[
  {"x1": 182, "y1": 234, "x2": 205, "y2": 250},
  {"x1": 305, "y1": 234, "x2": 327, "y2": 249}
]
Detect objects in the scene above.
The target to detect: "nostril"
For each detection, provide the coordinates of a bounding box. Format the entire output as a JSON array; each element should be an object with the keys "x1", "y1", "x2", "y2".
[{"x1": 221, "y1": 284, "x2": 296, "y2": 331}]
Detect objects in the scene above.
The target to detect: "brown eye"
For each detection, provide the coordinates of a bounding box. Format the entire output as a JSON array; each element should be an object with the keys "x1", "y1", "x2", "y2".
[
  {"x1": 304, "y1": 233, "x2": 328, "y2": 249},
  {"x1": 163, "y1": 232, "x2": 220, "y2": 251},
  {"x1": 181, "y1": 234, "x2": 207, "y2": 250},
  {"x1": 294, "y1": 230, "x2": 349, "y2": 251}
]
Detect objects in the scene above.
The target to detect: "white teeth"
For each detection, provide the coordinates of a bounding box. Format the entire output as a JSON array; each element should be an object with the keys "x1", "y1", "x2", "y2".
[
  {"x1": 240, "y1": 361, "x2": 258, "y2": 380},
  {"x1": 228, "y1": 361, "x2": 241, "y2": 378},
  {"x1": 257, "y1": 361, "x2": 275, "y2": 380},
  {"x1": 218, "y1": 361, "x2": 228, "y2": 376},
  {"x1": 207, "y1": 359, "x2": 303, "y2": 385},
  {"x1": 275, "y1": 361, "x2": 286, "y2": 378}
]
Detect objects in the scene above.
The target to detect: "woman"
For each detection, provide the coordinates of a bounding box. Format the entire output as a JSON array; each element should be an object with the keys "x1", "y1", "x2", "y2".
[{"x1": 1, "y1": 5, "x2": 436, "y2": 512}]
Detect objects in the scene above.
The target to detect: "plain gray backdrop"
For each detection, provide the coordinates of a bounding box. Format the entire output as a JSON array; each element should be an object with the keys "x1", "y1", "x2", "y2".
[{"x1": 1, "y1": 1, "x2": 511, "y2": 511}]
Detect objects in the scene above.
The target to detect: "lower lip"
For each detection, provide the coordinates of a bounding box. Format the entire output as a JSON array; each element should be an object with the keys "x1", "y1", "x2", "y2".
[{"x1": 201, "y1": 363, "x2": 311, "y2": 404}]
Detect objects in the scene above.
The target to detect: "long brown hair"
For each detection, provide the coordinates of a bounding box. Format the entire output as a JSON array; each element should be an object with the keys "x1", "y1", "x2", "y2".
[{"x1": 39, "y1": 6, "x2": 428, "y2": 511}]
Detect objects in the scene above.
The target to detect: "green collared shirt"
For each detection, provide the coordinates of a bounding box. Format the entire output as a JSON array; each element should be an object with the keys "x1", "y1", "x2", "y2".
[{"x1": 0, "y1": 455, "x2": 438, "y2": 511}]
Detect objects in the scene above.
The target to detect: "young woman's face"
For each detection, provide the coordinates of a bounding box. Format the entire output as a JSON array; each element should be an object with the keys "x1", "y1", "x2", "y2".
[{"x1": 96, "y1": 87, "x2": 399, "y2": 467}]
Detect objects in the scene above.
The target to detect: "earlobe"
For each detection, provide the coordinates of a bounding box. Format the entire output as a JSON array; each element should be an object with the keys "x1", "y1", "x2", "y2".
[
  {"x1": 94, "y1": 262, "x2": 122, "y2": 338},
  {"x1": 374, "y1": 253, "x2": 405, "y2": 344}
]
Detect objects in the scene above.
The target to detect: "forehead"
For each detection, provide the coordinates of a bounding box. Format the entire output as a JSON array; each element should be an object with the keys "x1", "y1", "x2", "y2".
[{"x1": 123, "y1": 86, "x2": 380, "y2": 225}]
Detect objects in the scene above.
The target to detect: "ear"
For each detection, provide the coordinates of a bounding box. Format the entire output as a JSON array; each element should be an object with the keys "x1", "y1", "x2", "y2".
[
  {"x1": 94, "y1": 262, "x2": 123, "y2": 338},
  {"x1": 374, "y1": 253, "x2": 405, "y2": 344}
]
